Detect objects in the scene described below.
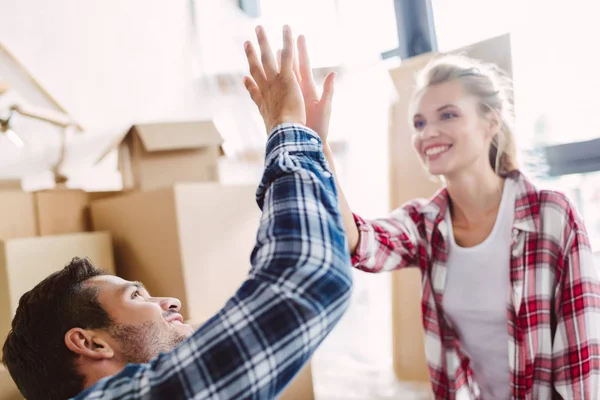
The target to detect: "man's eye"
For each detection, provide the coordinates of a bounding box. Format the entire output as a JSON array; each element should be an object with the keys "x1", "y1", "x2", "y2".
[{"x1": 131, "y1": 291, "x2": 141, "y2": 299}]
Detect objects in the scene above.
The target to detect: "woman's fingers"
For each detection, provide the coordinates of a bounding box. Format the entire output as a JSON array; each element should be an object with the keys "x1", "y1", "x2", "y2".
[
  {"x1": 320, "y1": 72, "x2": 336, "y2": 119},
  {"x1": 297, "y1": 35, "x2": 315, "y2": 85}
]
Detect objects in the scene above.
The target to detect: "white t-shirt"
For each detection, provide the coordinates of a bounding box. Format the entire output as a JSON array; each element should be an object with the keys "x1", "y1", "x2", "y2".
[{"x1": 443, "y1": 178, "x2": 517, "y2": 399}]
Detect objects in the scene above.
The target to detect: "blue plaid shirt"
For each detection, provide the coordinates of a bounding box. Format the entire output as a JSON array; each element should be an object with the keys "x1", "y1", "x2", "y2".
[{"x1": 74, "y1": 124, "x2": 353, "y2": 399}]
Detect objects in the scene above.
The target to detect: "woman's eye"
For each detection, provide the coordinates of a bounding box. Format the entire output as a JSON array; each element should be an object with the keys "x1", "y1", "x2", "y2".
[
  {"x1": 441, "y1": 112, "x2": 457, "y2": 120},
  {"x1": 131, "y1": 291, "x2": 141, "y2": 299},
  {"x1": 413, "y1": 120, "x2": 425, "y2": 129}
]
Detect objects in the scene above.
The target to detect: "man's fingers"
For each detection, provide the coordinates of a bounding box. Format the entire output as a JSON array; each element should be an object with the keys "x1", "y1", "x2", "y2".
[
  {"x1": 297, "y1": 35, "x2": 315, "y2": 85},
  {"x1": 276, "y1": 49, "x2": 281, "y2": 70},
  {"x1": 293, "y1": 46, "x2": 301, "y2": 83},
  {"x1": 243, "y1": 76, "x2": 263, "y2": 107},
  {"x1": 244, "y1": 41, "x2": 266, "y2": 87},
  {"x1": 279, "y1": 25, "x2": 294, "y2": 75},
  {"x1": 279, "y1": 48, "x2": 301, "y2": 83},
  {"x1": 255, "y1": 26, "x2": 278, "y2": 79}
]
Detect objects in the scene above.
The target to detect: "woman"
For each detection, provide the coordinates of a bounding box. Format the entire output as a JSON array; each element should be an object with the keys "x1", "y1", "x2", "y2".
[{"x1": 245, "y1": 33, "x2": 600, "y2": 399}]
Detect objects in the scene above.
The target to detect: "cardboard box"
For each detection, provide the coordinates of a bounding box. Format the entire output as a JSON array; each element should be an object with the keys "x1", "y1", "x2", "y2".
[
  {"x1": 0, "y1": 180, "x2": 21, "y2": 191},
  {"x1": 0, "y1": 191, "x2": 37, "y2": 240},
  {"x1": 0, "y1": 232, "x2": 115, "y2": 344},
  {"x1": 86, "y1": 190, "x2": 129, "y2": 202},
  {"x1": 34, "y1": 189, "x2": 90, "y2": 236},
  {"x1": 387, "y1": 33, "x2": 513, "y2": 383},
  {"x1": 0, "y1": 189, "x2": 91, "y2": 240},
  {"x1": 0, "y1": 365, "x2": 21, "y2": 400},
  {"x1": 107, "y1": 121, "x2": 224, "y2": 191},
  {"x1": 90, "y1": 183, "x2": 260, "y2": 322}
]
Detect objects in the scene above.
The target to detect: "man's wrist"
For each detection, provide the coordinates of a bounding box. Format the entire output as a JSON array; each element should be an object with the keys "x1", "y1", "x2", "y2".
[
  {"x1": 264, "y1": 124, "x2": 322, "y2": 164},
  {"x1": 269, "y1": 117, "x2": 305, "y2": 133}
]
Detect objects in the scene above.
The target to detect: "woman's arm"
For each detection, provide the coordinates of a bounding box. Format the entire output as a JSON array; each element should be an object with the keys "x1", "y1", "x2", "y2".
[
  {"x1": 295, "y1": 34, "x2": 424, "y2": 273},
  {"x1": 323, "y1": 144, "x2": 359, "y2": 253},
  {"x1": 323, "y1": 142, "x2": 425, "y2": 273}
]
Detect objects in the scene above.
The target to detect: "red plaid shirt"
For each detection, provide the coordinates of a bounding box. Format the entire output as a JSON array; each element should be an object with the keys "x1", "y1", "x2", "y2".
[{"x1": 352, "y1": 171, "x2": 600, "y2": 399}]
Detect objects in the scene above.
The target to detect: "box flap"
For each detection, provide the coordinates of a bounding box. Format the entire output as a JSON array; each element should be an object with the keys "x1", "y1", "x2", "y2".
[
  {"x1": 134, "y1": 121, "x2": 223, "y2": 152},
  {"x1": 0, "y1": 180, "x2": 21, "y2": 190}
]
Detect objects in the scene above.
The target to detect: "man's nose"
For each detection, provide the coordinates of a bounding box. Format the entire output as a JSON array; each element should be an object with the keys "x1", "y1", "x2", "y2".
[{"x1": 157, "y1": 297, "x2": 182, "y2": 312}]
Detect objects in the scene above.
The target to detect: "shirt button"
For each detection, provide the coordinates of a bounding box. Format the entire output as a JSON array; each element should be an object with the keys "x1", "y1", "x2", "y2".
[
  {"x1": 310, "y1": 138, "x2": 319, "y2": 144},
  {"x1": 323, "y1": 171, "x2": 332, "y2": 178}
]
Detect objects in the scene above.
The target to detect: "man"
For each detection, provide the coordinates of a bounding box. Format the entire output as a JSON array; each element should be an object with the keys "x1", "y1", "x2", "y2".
[{"x1": 2, "y1": 25, "x2": 352, "y2": 400}]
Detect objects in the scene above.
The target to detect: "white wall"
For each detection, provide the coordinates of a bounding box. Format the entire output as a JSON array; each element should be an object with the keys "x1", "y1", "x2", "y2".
[
  {"x1": 0, "y1": 0, "x2": 204, "y2": 130},
  {"x1": 0, "y1": 0, "x2": 217, "y2": 188}
]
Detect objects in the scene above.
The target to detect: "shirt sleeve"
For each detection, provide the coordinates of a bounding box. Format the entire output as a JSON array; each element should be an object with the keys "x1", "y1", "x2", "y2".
[
  {"x1": 552, "y1": 204, "x2": 600, "y2": 399},
  {"x1": 74, "y1": 124, "x2": 352, "y2": 400},
  {"x1": 351, "y1": 200, "x2": 426, "y2": 273}
]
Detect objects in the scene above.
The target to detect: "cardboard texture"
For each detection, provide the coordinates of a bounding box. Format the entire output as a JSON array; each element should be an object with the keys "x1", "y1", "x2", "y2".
[
  {"x1": 110, "y1": 121, "x2": 224, "y2": 191},
  {"x1": 35, "y1": 189, "x2": 90, "y2": 236},
  {"x1": 90, "y1": 183, "x2": 260, "y2": 323},
  {"x1": 0, "y1": 231, "x2": 115, "y2": 346},
  {"x1": 188, "y1": 321, "x2": 314, "y2": 400},
  {"x1": 0, "y1": 180, "x2": 21, "y2": 190},
  {"x1": 387, "y1": 34, "x2": 513, "y2": 383},
  {"x1": 0, "y1": 365, "x2": 21, "y2": 400},
  {"x1": 0, "y1": 189, "x2": 91, "y2": 240},
  {"x1": 86, "y1": 190, "x2": 129, "y2": 202},
  {"x1": 0, "y1": 191, "x2": 37, "y2": 240}
]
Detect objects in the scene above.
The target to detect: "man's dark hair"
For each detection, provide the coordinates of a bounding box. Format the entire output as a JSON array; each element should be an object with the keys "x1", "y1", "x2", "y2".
[{"x1": 2, "y1": 257, "x2": 111, "y2": 400}]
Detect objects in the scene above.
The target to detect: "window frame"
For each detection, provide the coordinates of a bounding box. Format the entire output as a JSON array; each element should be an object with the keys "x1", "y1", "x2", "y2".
[{"x1": 381, "y1": 0, "x2": 438, "y2": 60}]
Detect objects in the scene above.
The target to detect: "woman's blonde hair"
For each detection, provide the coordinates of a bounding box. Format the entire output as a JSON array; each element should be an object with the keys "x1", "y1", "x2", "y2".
[{"x1": 411, "y1": 54, "x2": 518, "y2": 176}]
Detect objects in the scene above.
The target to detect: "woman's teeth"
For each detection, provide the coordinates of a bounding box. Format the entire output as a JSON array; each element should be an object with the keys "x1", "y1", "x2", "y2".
[{"x1": 425, "y1": 145, "x2": 451, "y2": 156}]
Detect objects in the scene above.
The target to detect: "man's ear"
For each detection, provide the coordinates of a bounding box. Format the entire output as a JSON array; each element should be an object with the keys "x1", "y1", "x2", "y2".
[{"x1": 65, "y1": 328, "x2": 114, "y2": 360}]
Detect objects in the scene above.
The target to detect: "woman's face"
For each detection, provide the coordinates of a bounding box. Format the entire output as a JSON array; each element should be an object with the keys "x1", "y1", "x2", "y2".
[{"x1": 411, "y1": 80, "x2": 496, "y2": 178}]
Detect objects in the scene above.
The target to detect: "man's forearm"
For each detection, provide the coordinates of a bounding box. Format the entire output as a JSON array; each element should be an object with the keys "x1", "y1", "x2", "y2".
[{"x1": 174, "y1": 123, "x2": 353, "y2": 398}]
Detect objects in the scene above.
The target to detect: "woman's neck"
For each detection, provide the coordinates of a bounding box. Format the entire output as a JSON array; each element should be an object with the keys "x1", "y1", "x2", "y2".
[{"x1": 445, "y1": 166, "x2": 505, "y2": 226}]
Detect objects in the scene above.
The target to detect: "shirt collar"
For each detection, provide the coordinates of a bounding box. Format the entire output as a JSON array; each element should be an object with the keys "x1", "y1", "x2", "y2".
[{"x1": 419, "y1": 170, "x2": 540, "y2": 233}]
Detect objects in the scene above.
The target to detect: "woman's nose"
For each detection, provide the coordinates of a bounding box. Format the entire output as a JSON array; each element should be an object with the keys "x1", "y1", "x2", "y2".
[{"x1": 420, "y1": 124, "x2": 440, "y2": 139}]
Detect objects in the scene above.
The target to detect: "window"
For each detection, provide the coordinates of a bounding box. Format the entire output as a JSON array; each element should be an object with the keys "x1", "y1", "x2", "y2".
[{"x1": 259, "y1": 0, "x2": 399, "y2": 67}]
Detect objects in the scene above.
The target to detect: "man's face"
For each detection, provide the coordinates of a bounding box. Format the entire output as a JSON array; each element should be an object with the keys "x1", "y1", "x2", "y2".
[{"x1": 87, "y1": 275, "x2": 194, "y2": 363}]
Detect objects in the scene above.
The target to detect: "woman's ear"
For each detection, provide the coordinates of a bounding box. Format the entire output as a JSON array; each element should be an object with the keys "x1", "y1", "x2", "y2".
[
  {"x1": 485, "y1": 110, "x2": 501, "y2": 139},
  {"x1": 65, "y1": 328, "x2": 114, "y2": 360}
]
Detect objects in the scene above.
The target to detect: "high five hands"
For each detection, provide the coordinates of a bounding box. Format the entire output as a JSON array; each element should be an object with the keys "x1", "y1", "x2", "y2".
[{"x1": 243, "y1": 25, "x2": 336, "y2": 141}]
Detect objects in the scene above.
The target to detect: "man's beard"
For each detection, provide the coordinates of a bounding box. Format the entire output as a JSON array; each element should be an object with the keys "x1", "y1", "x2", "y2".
[{"x1": 109, "y1": 320, "x2": 188, "y2": 364}]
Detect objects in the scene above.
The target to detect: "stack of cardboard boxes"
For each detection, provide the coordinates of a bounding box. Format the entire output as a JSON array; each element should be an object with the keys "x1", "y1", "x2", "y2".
[
  {"x1": 0, "y1": 121, "x2": 313, "y2": 399},
  {"x1": 0, "y1": 188, "x2": 117, "y2": 399}
]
